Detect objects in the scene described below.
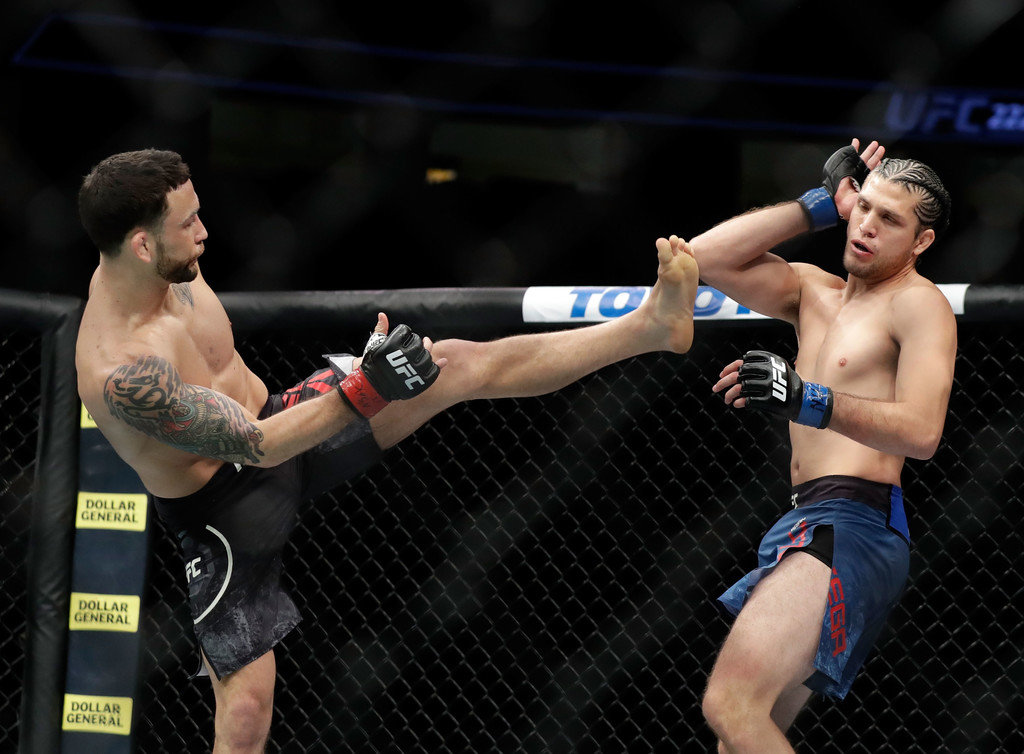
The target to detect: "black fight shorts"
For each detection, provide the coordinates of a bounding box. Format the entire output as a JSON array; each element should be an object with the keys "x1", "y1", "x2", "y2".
[{"x1": 152, "y1": 362, "x2": 381, "y2": 679}]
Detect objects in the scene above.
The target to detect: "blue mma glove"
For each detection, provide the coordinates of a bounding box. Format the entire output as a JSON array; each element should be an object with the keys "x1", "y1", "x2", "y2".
[
  {"x1": 797, "y1": 144, "x2": 872, "y2": 232},
  {"x1": 737, "y1": 350, "x2": 834, "y2": 429}
]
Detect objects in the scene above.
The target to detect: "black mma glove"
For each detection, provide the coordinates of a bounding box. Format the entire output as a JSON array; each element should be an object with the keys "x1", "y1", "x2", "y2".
[
  {"x1": 330, "y1": 324, "x2": 440, "y2": 418},
  {"x1": 736, "y1": 350, "x2": 834, "y2": 429},
  {"x1": 797, "y1": 144, "x2": 872, "y2": 232}
]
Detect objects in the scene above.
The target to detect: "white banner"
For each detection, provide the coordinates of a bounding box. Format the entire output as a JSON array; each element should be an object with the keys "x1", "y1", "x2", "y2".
[
  {"x1": 522, "y1": 285, "x2": 769, "y2": 323},
  {"x1": 937, "y1": 283, "x2": 968, "y2": 316},
  {"x1": 523, "y1": 284, "x2": 972, "y2": 323}
]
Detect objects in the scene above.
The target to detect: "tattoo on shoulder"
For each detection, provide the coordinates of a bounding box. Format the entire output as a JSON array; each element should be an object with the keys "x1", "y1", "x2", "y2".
[
  {"x1": 104, "y1": 355, "x2": 264, "y2": 464},
  {"x1": 172, "y1": 283, "x2": 194, "y2": 309}
]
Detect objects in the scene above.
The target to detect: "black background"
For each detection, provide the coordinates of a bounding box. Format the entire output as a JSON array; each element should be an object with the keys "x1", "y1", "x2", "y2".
[{"x1": 4, "y1": 2, "x2": 1024, "y2": 299}]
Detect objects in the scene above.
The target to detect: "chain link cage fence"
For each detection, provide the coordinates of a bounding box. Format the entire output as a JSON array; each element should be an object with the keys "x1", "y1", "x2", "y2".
[
  {"x1": 3, "y1": 292, "x2": 1024, "y2": 752},
  {"x1": 0, "y1": 330, "x2": 40, "y2": 753},
  {"x1": 129, "y1": 305, "x2": 1024, "y2": 754}
]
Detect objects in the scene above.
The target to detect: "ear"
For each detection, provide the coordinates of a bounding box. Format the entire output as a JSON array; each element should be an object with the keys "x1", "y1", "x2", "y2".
[
  {"x1": 911, "y1": 227, "x2": 935, "y2": 258},
  {"x1": 129, "y1": 229, "x2": 153, "y2": 263}
]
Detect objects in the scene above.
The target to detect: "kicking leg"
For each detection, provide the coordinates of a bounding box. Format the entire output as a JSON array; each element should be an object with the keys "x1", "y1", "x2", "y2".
[
  {"x1": 702, "y1": 552, "x2": 830, "y2": 754},
  {"x1": 369, "y1": 238, "x2": 700, "y2": 449}
]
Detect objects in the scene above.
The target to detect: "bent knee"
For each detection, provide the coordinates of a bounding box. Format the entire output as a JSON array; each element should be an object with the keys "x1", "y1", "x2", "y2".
[
  {"x1": 703, "y1": 678, "x2": 784, "y2": 751},
  {"x1": 217, "y1": 690, "x2": 273, "y2": 748},
  {"x1": 701, "y1": 680, "x2": 733, "y2": 734},
  {"x1": 702, "y1": 678, "x2": 758, "y2": 739},
  {"x1": 224, "y1": 688, "x2": 272, "y2": 717}
]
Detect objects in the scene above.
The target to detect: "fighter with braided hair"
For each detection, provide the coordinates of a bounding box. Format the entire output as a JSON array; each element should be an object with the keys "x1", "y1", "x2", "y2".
[{"x1": 676, "y1": 139, "x2": 955, "y2": 752}]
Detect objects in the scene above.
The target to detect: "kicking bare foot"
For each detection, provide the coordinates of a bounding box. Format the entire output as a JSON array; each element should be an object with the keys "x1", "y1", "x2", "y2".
[{"x1": 639, "y1": 235, "x2": 699, "y2": 353}]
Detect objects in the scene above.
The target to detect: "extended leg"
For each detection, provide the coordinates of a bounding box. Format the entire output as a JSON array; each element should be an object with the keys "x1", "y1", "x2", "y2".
[{"x1": 370, "y1": 238, "x2": 700, "y2": 449}]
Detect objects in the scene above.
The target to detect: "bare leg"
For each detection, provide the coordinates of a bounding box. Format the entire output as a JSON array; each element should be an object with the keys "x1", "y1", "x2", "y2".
[
  {"x1": 771, "y1": 683, "x2": 814, "y2": 734},
  {"x1": 715, "y1": 683, "x2": 812, "y2": 753},
  {"x1": 206, "y1": 650, "x2": 276, "y2": 753},
  {"x1": 370, "y1": 239, "x2": 700, "y2": 448},
  {"x1": 703, "y1": 552, "x2": 830, "y2": 754}
]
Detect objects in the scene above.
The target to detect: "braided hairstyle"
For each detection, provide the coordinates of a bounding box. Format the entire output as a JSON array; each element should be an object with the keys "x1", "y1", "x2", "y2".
[{"x1": 869, "y1": 157, "x2": 951, "y2": 237}]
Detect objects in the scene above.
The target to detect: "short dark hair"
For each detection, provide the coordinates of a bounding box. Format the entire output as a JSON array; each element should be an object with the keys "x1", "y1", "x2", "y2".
[
  {"x1": 869, "y1": 157, "x2": 951, "y2": 236},
  {"x1": 78, "y1": 149, "x2": 191, "y2": 256}
]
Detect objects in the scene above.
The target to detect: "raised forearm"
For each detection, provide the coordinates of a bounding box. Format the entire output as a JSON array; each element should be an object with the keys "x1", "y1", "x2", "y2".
[
  {"x1": 689, "y1": 202, "x2": 808, "y2": 283},
  {"x1": 693, "y1": 140, "x2": 881, "y2": 287}
]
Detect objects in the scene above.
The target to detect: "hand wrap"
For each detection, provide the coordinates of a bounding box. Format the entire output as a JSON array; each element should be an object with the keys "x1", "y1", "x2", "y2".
[
  {"x1": 329, "y1": 325, "x2": 440, "y2": 418},
  {"x1": 736, "y1": 350, "x2": 834, "y2": 429},
  {"x1": 797, "y1": 144, "x2": 872, "y2": 232}
]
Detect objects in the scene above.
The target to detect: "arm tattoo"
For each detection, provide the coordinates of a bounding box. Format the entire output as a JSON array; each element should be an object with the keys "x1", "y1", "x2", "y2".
[
  {"x1": 104, "y1": 355, "x2": 265, "y2": 464},
  {"x1": 172, "y1": 283, "x2": 194, "y2": 309}
]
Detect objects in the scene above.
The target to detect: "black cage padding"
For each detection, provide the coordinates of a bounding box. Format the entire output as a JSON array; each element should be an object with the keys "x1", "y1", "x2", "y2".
[{"x1": 1, "y1": 290, "x2": 82, "y2": 754}]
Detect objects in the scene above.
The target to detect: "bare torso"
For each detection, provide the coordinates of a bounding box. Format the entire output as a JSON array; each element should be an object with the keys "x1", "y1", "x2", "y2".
[
  {"x1": 76, "y1": 266, "x2": 269, "y2": 497},
  {"x1": 788, "y1": 266, "x2": 932, "y2": 486}
]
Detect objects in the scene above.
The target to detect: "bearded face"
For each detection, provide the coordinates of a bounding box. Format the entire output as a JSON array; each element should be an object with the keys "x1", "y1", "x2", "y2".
[
  {"x1": 150, "y1": 179, "x2": 206, "y2": 285},
  {"x1": 154, "y1": 236, "x2": 200, "y2": 284}
]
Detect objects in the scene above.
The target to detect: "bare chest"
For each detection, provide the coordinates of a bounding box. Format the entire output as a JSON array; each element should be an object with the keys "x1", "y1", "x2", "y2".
[
  {"x1": 796, "y1": 298, "x2": 899, "y2": 395},
  {"x1": 170, "y1": 289, "x2": 245, "y2": 395}
]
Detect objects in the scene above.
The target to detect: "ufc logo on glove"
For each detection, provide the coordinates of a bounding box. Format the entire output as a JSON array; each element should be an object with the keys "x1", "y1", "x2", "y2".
[
  {"x1": 385, "y1": 350, "x2": 426, "y2": 390},
  {"x1": 738, "y1": 350, "x2": 835, "y2": 430},
  {"x1": 327, "y1": 323, "x2": 441, "y2": 418},
  {"x1": 770, "y1": 355, "x2": 788, "y2": 402}
]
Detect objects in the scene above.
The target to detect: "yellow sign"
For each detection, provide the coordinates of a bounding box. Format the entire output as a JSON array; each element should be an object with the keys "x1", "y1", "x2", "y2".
[
  {"x1": 68, "y1": 593, "x2": 140, "y2": 633},
  {"x1": 80, "y1": 403, "x2": 97, "y2": 429},
  {"x1": 76, "y1": 492, "x2": 147, "y2": 532},
  {"x1": 62, "y1": 693, "x2": 133, "y2": 736}
]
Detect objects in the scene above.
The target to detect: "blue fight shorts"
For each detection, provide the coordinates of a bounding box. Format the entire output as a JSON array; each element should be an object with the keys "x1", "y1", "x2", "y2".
[
  {"x1": 718, "y1": 475, "x2": 911, "y2": 699},
  {"x1": 152, "y1": 358, "x2": 382, "y2": 679}
]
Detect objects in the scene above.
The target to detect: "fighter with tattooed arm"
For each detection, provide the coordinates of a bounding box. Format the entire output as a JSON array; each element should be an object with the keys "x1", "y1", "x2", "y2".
[{"x1": 74, "y1": 149, "x2": 700, "y2": 753}]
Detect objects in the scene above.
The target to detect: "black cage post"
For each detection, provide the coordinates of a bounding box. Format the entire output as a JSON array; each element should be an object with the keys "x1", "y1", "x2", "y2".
[{"x1": 0, "y1": 290, "x2": 82, "y2": 754}]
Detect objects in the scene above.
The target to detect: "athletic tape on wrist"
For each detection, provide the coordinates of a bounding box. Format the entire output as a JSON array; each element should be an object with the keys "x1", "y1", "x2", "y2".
[
  {"x1": 796, "y1": 381, "x2": 834, "y2": 428},
  {"x1": 797, "y1": 187, "x2": 839, "y2": 232},
  {"x1": 339, "y1": 369, "x2": 389, "y2": 418}
]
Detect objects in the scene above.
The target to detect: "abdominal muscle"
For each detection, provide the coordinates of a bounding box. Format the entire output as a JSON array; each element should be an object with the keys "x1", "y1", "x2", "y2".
[{"x1": 789, "y1": 424, "x2": 903, "y2": 487}]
